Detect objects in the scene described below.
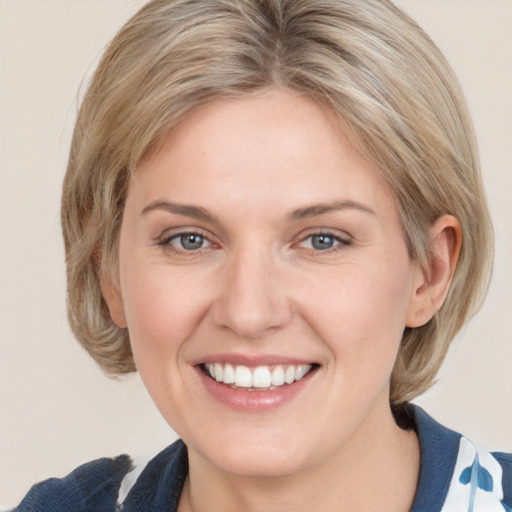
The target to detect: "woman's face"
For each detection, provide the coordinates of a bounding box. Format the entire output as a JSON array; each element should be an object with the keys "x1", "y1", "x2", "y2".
[{"x1": 108, "y1": 89, "x2": 424, "y2": 477}]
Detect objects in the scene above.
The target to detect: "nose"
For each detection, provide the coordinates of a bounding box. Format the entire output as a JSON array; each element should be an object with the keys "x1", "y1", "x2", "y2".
[{"x1": 212, "y1": 246, "x2": 293, "y2": 340}]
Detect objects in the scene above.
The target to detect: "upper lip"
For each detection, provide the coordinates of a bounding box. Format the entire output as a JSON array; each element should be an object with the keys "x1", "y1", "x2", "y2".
[{"x1": 192, "y1": 353, "x2": 317, "y2": 367}]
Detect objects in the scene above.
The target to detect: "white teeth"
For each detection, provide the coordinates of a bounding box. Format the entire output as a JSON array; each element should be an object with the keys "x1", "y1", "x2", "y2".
[
  {"x1": 223, "y1": 363, "x2": 235, "y2": 384},
  {"x1": 252, "y1": 366, "x2": 272, "y2": 388},
  {"x1": 295, "y1": 365, "x2": 310, "y2": 380},
  {"x1": 234, "y1": 365, "x2": 253, "y2": 387},
  {"x1": 285, "y1": 365, "x2": 295, "y2": 384},
  {"x1": 204, "y1": 363, "x2": 314, "y2": 389},
  {"x1": 214, "y1": 363, "x2": 223, "y2": 382},
  {"x1": 271, "y1": 366, "x2": 285, "y2": 386}
]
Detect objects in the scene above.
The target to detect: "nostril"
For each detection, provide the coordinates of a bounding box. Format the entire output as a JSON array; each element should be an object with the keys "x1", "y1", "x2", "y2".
[{"x1": 213, "y1": 301, "x2": 291, "y2": 339}]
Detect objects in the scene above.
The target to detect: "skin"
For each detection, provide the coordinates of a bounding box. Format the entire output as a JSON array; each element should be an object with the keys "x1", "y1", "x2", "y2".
[{"x1": 103, "y1": 89, "x2": 461, "y2": 512}]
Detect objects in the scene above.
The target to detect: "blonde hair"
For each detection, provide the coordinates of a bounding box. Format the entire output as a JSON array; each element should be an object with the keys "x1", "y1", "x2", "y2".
[{"x1": 62, "y1": 0, "x2": 493, "y2": 403}]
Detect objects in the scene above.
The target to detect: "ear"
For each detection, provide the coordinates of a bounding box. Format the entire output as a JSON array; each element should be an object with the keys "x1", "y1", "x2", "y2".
[
  {"x1": 406, "y1": 215, "x2": 462, "y2": 328},
  {"x1": 101, "y1": 275, "x2": 128, "y2": 329}
]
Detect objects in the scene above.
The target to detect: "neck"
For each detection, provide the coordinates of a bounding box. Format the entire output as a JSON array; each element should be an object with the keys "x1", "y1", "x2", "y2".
[{"x1": 178, "y1": 402, "x2": 420, "y2": 512}]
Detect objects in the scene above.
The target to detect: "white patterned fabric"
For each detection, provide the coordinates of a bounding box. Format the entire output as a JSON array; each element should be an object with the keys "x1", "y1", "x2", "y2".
[{"x1": 441, "y1": 437, "x2": 510, "y2": 512}]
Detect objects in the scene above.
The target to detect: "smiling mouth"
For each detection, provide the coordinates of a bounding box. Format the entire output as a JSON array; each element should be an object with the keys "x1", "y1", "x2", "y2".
[{"x1": 200, "y1": 363, "x2": 318, "y2": 391}]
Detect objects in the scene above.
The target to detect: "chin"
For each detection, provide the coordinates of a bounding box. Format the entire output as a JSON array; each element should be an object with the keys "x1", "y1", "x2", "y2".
[
  {"x1": 214, "y1": 451, "x2": 306, "y2": 479},
  {"x1": 192, "y1": 431, "x2": 311, "y2": 479}
]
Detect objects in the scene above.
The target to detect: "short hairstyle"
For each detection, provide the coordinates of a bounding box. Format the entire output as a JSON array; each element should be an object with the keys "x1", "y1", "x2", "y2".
[{"x1": 61, "y1": 0, "x2": 493, "y2": 404}]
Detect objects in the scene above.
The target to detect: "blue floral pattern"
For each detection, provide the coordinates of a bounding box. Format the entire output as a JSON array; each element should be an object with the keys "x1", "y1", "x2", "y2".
[{"x1": 441, "y1": 437, "x2": 511, "y2": 512}]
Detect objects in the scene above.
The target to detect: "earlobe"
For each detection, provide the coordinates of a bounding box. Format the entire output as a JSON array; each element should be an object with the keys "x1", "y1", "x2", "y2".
[
  {"x1": 101, "y1": 276, "x2": 128, "y2": 329},
  {"x1": 405, "y1": 215, "x2": 462, "y2": 328}
]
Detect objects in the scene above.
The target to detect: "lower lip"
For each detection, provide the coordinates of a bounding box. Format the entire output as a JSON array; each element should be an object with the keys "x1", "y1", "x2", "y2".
[{"x1": 195, "y1": 366, "x2": 317, "y2": 412}]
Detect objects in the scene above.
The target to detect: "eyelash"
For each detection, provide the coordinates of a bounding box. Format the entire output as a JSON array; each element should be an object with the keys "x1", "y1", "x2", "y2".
[
  {"x1": 156, "y1": 229, "x2": 352, "y2": 255},
  {"x1": 295, "y1": 231, "x2": 352, "y2": 253},
  {"x1": 157, "y1": 230, "x2": 213, "y2": 255}
]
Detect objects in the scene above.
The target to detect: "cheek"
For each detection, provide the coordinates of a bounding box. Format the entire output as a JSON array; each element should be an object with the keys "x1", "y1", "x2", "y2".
[
  {"x1": 299, "y1": 257, "x2": 413, "y2": 373},
  {"x1": 120, "y1": 265, "x2": 211, "y2": 361},
  {"x1": 119, "y1": 267, "x2": 214, "y2": 425}
]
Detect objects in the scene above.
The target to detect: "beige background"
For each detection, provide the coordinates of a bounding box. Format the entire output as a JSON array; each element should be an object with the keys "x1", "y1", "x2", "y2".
[{"x1": 1, "y1": 0, "x2": 511, "y2": 507}]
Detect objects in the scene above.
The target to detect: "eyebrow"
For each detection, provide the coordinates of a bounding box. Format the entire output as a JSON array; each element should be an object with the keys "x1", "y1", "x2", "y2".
[
  {"x1": 141, "y1": 199, "x2": 375, "y2": 223},
  {"x1": 141, "y1": 200, "x2": 217, "y2": 222},
  {"x1": 287, "y1": 200, "x2": 376, "y2": 221}
]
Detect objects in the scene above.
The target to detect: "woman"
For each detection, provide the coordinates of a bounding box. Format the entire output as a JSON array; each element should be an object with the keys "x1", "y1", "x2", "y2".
[{"x1": 15, "y1": 0, "x2": 511, "y2": 510}]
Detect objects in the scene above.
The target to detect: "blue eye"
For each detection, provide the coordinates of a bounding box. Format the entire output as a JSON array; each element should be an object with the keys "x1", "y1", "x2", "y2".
[
  {"x1": 166, "y1": 233, "x2": 210, "y2": 251},
  {"x1": 298, "y1": 233, "x2": 350, "y2": 251},
  {"x1": 310, "y1": 234, "x2": 336, "y2": 250}
]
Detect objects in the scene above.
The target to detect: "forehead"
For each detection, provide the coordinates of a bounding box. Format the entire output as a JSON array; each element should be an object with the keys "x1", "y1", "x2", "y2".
[{"x1": 131, "y1": 89, "x2": 396, "y2": 219}]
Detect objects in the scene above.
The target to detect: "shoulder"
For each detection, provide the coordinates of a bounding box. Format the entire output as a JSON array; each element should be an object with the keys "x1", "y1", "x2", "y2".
[
  {"x1": 406, "y1": 404, "x2": 512, "y2": 512},
  {"x1": 117, "y1": 439, "x2": 188, "y2": 511},
  {"x1": 14, "y1": 454, "x2": 133, "y2": 511},
  {"x1": 14, "y1": 440, "x2": 188, "y2": 512}
]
